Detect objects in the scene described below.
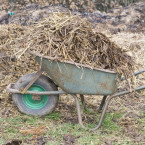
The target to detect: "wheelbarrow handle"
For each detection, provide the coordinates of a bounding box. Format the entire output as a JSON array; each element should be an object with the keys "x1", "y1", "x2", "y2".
[
  {"x1": 73, "y1": 85, "x2": 145, "y2": 132},
  {"x1": 7, "y1": 83, "x2": 67, "y2": 95},
  {"x1": 121, "y1": 68, "x2": 145, "y2": 81},
  {"x1": 91, "y1": 85, "x2": 145, "y2": 131},
  {"x1": 134, "y1": 68, "x2": 145, "y2": 76}
]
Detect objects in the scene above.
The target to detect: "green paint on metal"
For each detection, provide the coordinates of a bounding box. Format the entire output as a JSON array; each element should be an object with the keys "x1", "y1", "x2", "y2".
[
  {"x1": 22, "y1": 84, "x2": 48, "y2": 109},
  {"x1": 35, "y1": 56, "x2": 118, "y2": 95}
]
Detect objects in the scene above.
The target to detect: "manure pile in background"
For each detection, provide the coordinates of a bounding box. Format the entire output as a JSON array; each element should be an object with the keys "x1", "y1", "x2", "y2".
[
  {"x1": 0, "y1": 24, "x2": 38, "y2": 100},
  {"x1": 0, "y1": 24, "x2": 29, "y2": 73},
  {"x1": 21, "y1": 12, "x2": 134, "y2": 78},
  {"x1": 0, "y1": 0, "x2": 141, "y2": 12},
  {"x1": 0, "y1": 24, "x2": 24, "y2": 73},
  {"x1": 1, "y1": 2, "x2": 145, "y2": 34}
]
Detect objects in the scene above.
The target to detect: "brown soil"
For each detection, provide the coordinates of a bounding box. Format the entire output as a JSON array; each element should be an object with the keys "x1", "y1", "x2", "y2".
[
  {"x1": 3, "y1": 139, "x2": 22, "y2": 145},
  {"x1": 0, "y1": 2, "x2": 145, "y2": 33},
  {"x1": 63, "y1": 134, "x2": 76, "y2": 145},
  {"x1": 1, "y1": 0, "x2": 140, "y2": 13}
]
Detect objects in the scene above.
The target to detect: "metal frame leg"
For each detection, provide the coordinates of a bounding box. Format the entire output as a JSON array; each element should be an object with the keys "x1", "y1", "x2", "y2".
[
  {"x1": 72, "y1": 94, "x2": 86, "y2": 129},
  {"x1": 80, "y1": 94, "x2": 86, "y2": 112},
  {"x1": 72, "y1": 94, "x2": 114, "y2": 131},
  {"x1": 21, "y1": 69, "x2": 43, "y2": 94},
  {"x1": 98, "y1": 96, "x2": 107, "y2": 111},
  {"x1": 91, "y1": 95, "x2": 114, "y2": 131},
  {"x1": 90, "y1": 86, "x2": 145, "y2": 131}
]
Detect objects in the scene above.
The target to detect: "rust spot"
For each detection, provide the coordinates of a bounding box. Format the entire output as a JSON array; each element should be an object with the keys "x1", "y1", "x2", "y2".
[
  {"x1": 32, "y1": 95, "x2": 41, "y2": 100},
  {"x1": 96, "y1": 91, "x2": 101, "y2": 95},
  {"x1": 99, "y1": 82, "x2": 108, "y2": 90}
]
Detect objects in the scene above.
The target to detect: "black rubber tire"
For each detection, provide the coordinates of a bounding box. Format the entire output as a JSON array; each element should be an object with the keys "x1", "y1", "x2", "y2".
[{"x1": 12, "y1": 73, "x2": 59, "y2": 116}]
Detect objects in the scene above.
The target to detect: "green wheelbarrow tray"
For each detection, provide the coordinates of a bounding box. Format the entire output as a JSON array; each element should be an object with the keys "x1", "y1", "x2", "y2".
[
  {"x1": 36, "y1": 54, "x2": 118, "y2": 95},
  {"x1": 7, "y1": 52, "x2": 145, "y2": 131}
]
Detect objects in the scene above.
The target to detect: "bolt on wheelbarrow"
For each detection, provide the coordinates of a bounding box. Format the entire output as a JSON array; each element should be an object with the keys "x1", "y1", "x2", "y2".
[{"x1": 7, "y1": 52, "x2": 145, "y2": 131}]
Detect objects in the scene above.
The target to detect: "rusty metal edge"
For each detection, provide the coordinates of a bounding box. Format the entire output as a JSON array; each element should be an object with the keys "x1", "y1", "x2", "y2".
[
  {"x1": 28, "y1": 51, "x2": 117, "y2": 74},
  {"x1": 7, "y1": 83, "x2": 67, "y2": 95}
]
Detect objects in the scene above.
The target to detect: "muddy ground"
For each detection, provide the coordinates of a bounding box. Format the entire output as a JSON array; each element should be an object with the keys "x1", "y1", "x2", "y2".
[
  {"x1": 0, "y1": 1, "x2": 145, "y2": 145},
  {"x1": 0, "y1": 2, "x2": 145, "y2": 33},
  {"x1": 0, "y1": 0, "x2": 141, "y2": 12}
]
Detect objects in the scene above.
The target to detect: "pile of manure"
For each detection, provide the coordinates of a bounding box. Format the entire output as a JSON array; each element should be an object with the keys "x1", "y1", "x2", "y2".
[{"x1": 19, "y1": 12, "x2": 135, "y2": 80}]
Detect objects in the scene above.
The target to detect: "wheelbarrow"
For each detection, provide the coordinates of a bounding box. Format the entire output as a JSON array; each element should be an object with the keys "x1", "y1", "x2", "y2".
[{"x1": 7, "y1": 52, "x2": 145, "y2": 131}]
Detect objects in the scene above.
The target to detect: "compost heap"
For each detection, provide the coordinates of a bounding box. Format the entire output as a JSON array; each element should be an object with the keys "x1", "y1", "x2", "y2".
[
  {"x1": 0, "y1": 24, "x2": 29, "y2": 74},
  {"x1": 0, "y1": 24, "x2": 38, "y2": 101},
  {"x1": 18, "y1": 13, "x2": 135, "y2": 80},
  {"x1": 0, "y1": 24, "x2": 28, "y2": 52},
  {"x1": 0, "y1": 24, "x2": 26, "y2": 72}
]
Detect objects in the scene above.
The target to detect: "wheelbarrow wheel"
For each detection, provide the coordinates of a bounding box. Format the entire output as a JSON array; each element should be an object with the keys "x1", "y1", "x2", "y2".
[{"x1": 12, "y1": 73, "x2": 59, "y2": 116}]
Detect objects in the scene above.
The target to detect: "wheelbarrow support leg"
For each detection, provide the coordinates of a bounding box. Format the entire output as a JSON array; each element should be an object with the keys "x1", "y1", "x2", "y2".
[
  {"x1": 98, "y1": 96, "x2": 107, "y2": 112},
  {"x1": 91, "y1": 85, "x2": 145, "y2": 131},
  {"x1": 21, "y1": 69, "x2": 43, "y2": 94},
  {"x1": 91, "y1": 95, "x2": 113, "y2": 131},
  {"x1": 80, "y1": 94, "x2": 86, "y2": 112},
  {"x1": 72, "y1": 94, "x2": 86, "y2": 129},
  {"x1": 72, "y1": 94, "x2": 113, "y2": 131}
]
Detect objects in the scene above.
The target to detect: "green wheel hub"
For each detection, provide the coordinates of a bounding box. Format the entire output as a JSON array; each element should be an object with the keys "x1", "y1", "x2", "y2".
[{"x1": 22, "y1": 84, "x2": 48, "y2": 109}]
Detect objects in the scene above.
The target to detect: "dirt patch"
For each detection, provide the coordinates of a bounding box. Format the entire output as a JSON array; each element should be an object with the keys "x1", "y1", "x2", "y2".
[
  {"x1": 25, "y1": 136, "x2": 47, "y2": 145},
  {"x1": 0, "y1": 0, "x2": 140, "y2": 13},
  {"x1": 63, "y1": 134, "x2": 76, "y2": 145},
  {"x1": 56, "y1": 102, "x2": 78, "y2": 125},
  {"x1": 0, "y1": 2, "x2": 145, "y2": 34},
  {"x1": 0, "y1": 5, "x2": 70, "y2": 25},
  {"x1": 85, "y1": 2, "x2": 145, "y2": 34},
  {"x1": 3, "y1": 140, "x2": 22, "y2": 145}
]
